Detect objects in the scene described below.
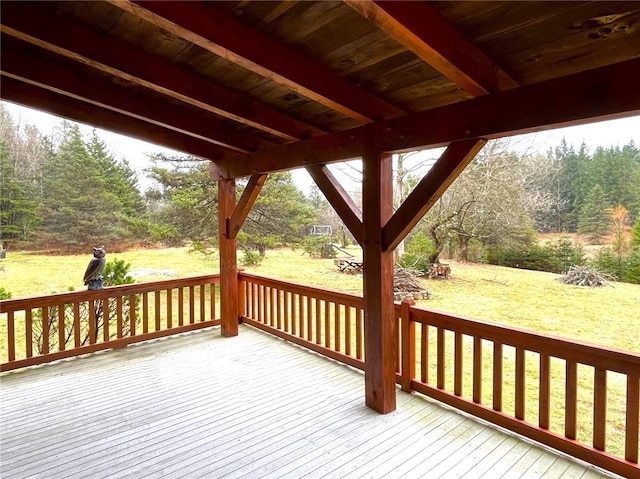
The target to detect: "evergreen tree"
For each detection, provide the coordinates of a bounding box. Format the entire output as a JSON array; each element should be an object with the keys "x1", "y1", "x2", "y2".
[
  {"x1": 38, "y1": 124, "x2": 124, "y2": 249},
  {"x1": 632, "y1": 217, "x2": 640, "y2": 248},
  {"x1": 86, "y1": 131, "x2": 145, "y2": 217},
  {"x1": 554, "y1": 139, "x2": 592, "y2": 231},
  {"x1": 0, "y1": 140, "x2": 40, "y2": 247},
  {"x1": 145, "y1": 154, "x2": 219, "y2": 246},
  {"x1": 241, "y1": 172, "x2": 317, "y2": 254},
  {"x1": 577, "y1": 184, "x2": 610, "y2": 243},
  {"x1": 590, "y1": 143, "x2": 640, "y2": 219}
]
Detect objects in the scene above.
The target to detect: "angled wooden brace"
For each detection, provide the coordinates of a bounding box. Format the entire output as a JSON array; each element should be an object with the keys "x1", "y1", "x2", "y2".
[
  {"x1": 382, "y1": 138, "x2": 487, "y2": 252},
  {"x1": 227, "y1": 174, "x2": 268, "y2": 239},
  {"x1": 306, "y1": 164, "x2": 364, "y2": 246}
]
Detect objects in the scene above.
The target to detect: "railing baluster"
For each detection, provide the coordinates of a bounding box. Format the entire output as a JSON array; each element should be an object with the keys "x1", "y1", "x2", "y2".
[
  {"x1": 401, "y1": 298, "x2": 415, "y2": 393},
  {"x1": 593, "y1": 367, "x2": 607, "y2": 451},
  {"x1": 356, "y1": 308, "x2": 363, "y2": 360},
  {"x1": 345, "y1": 307, "x2": 351, "y2": 356},
  {"x1": 129, "y1": 295, "x2": 137, "y2": 336},
  {"x1": 7, "y1": 311, "x2": 15, "y2": 361},
  {"x1": 324, "y1": 300, "x2": 330, "y2": 347},
  {"x1": 155, "y1": 291, "x2": 161, "y2": 331},
  {"x1": 437, "y1": 327, "x2": 445, "y2": 390},
  {"x1": 269, "y1": 287, "x2": 275, "y2": 327},
  {"x1": 213, "y1": 281, "x2": 218, "y2": 319},
  {"x1": 142, "y1": 293, "x2": 149, "y2": 332},
  {"x1": 316, "y1": 298, "x2": 323, "y2": 344},
  {"x1": 421, "y1": 324, "x2": 428, "y2": 383},
  {"x1": 454, "y1": 331, "x2": 462, "y2": 397},
  {"x1": 290, "y1": 292, "x2": 297, "y2": 335},
  {"x1": 307, "y1": 296, "x2": 313, "y2": 341},
  {"x1": 284, "y1": 290, "x2": 289, "y2": 333},
  {"x1": 25, "y1": 309, "x2": 33, "y2": 358},
  {"x1": 261, "y1": 285, "x2": 267, "y2": 322},
  {"x1": 539, "y1": 353, "x2": 550, "y2": 429},
  {"x1": 165, "y1": 289, "x2": 172, "y2": 329},
  {"x1": 41, "y1": 307, "x2": 49, "y2": 354},
  {"x1": 334, "y1": 303, "x2": 340, "y2": 353},
  {"x1": 626, "y1": 372, "x2": 639, "y2": 463},
  {"x1": 493, "y1": 341, "x2": 503, "y2": 411},
  {"x1": 189, "y1": 286, "x2": 195, "y2": 324},
  {"x1": 298, "y1": 294, "x2": 304, "y2": 338},
  {"x1": 565, "y1": 359, "x2": 578, "y2": 440},
  {"x1": 88, "y1": 301, "x2": 96, "y2": 345},
  {"x1": 117, "y1": 296, "x2": 124, "y2": 336},
  {"x1": 199, "y1": 285, "x2": 205, "y2": 322},
  {"x1": 473, "y1": 336, "x2": 481, "y2": 403},
  {"x1": 178, "y1": 288, "x2": 184, "y2": 326},
  {"x1": 103, "y1": 298, "x2": 110, "y2": 342},
  {"x1": 58, "y1": 304, "x2": 65, "y2": 351},
  {"x1": 73, "y1": 302, "x2": 81, "y2": 347},
  {"x1": 276, "y1": 288, "x2": 282, "y2": 330},
  {"x1": 515, "y1": 348, "x2": 525, "y2": 420}
]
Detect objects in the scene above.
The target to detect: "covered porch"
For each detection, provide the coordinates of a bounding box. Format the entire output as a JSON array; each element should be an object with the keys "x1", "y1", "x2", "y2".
[{"x1": 2, "y1": 1, "x2": 640, "y2": 477}]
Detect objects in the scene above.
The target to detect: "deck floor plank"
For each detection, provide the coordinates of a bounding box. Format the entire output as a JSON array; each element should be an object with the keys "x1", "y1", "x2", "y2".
[{"x1": 0, "y1": 326, "x2": 622, "y2": 479}]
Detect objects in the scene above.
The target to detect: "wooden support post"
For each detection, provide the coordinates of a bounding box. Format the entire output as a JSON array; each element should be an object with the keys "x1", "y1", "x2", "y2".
[
  {"x1": 362, "y1": 125, "x2": 396, "y2": 413},
  {"x1": 218, "y1": 177, "x2": 239, "y2": 337}
]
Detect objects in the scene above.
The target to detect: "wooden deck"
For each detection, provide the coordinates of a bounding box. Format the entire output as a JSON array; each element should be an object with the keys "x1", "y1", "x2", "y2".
[{"x1": 0, "y1": 326, "x2": 621, "y2": 479}]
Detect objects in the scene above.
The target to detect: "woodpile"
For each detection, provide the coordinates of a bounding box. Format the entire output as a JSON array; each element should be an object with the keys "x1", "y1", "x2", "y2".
[
  {"x1": 559, "y1": 266, "x2": 615, "y2": 287},
  {"x1": 394, "y1": 267, "x2": 432, "y2": 300}
]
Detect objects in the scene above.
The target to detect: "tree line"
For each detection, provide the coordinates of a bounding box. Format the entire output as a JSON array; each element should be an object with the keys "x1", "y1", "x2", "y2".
[
  {"x1": 1, "y1": 104, "x2": 639, "y2": 282},
  {"x1": 0, "y1": 105, "x2": 315, "y2": 256}
]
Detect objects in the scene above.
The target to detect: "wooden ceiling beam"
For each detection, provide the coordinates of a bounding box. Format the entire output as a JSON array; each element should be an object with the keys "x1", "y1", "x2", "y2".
[
  {"x1": 306, "y1": 165, "x2": 363, "y2": 245},
  {"x1": 382, "y1": 139, "x2": 486, "y2": 252},
  {"x1": 217, "y1": 57, "x2": 640, "y2": 178},
  {"x1": 0, "y1": 76, "x2": 233, "y2": 161},
  {"x1": 0, "y1": 3, "x2": 322, "y2": 141},
  {"x1": 345, "y1": 0, "x2": 518, "y2": 96},
  {"x1": 0, "y1": 44, "x2": 271, "y2": 154},
  {"x1": 113, "y1": 0, "x2": 405, "y2": 123}
]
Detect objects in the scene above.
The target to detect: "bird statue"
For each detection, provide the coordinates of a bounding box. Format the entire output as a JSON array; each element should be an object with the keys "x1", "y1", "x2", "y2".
[{"x1": 84, "y1": 245, "x2": 106, "y2": 290}]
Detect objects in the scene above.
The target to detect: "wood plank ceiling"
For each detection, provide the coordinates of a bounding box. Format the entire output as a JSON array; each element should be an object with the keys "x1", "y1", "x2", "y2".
[{"x1": 2, "y1": 1, "x2": 640, "y2": 178}]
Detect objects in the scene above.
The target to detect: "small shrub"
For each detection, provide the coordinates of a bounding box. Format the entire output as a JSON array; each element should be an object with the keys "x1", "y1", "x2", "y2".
[
  {"x1": 241, "y1": 248, "x2": 263, "y2": 266},
  {"x1": 0, "y1": 287, "x2": 11, "y2": 300},
  {"x1": 398, "y1": 233, "x2": 437, "y2": 272},
  {"x1": 302, "y1": 236, "x2": 335, "y2": 258},
  {"x1": 103, "y1": 258, "x2": 135, "y2": 286},
  {"x1": 590, "y1": 247, "x2": 622, "y2": 280},
  {"x1": 484, "y1": 237, "x2": 584, "y2": 274},
  {"x1": 623, "y1": 248, "x2": 640, "y2": 284}
]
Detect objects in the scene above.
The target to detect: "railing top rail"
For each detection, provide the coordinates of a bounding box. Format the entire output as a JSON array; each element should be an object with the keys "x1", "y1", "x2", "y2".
[
  {"x1": 238, "y1": 272, "x2": 364, "y2": 307},
  {"x1": 0, "y1": 274, "x2": 221, "y2": 313},
  {"x1": 411, "y1": 306, "x2": 640, "y2": 372}
]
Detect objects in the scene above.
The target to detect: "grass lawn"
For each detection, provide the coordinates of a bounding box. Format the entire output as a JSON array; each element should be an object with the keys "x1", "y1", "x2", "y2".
[{"x1": 2, "y1": 246, "x2": 638, "y2": 351}]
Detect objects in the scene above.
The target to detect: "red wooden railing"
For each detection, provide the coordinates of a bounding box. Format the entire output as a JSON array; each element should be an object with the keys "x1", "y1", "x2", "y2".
[
  {"x1": 0, "y1": 275, "x2": 220, "y2": 371},
  {"x1": 239, "y1": 275, "x2": 639, "y2": 478},
  {"x1": 397, "y1": 299, "x2": 639, "y2": 479},
  {"x1": 238, "y1": 273, "x2": 366, "y2": 371}
]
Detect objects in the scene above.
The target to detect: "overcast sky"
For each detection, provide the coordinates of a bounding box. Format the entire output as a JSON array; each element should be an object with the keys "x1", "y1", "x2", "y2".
[{"x1": 3, "y1": 101, "x2": 638, "y2": 194}]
